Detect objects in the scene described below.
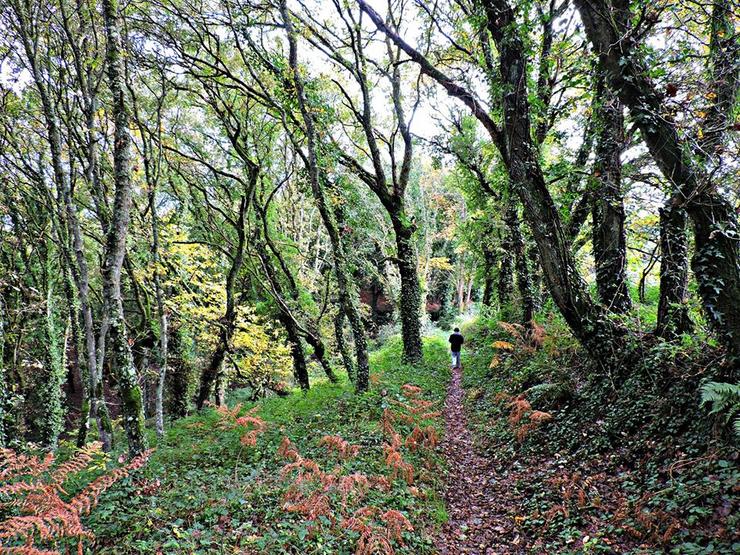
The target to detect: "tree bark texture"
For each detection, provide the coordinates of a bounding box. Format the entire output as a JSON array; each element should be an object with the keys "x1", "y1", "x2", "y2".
[
  {"x1": 591, "y1": 79, "x2": 632, "y2": 313},
  {"x1": 576, "y1": 0, "x2": 740, "y2": 356},
  {"x1": 101, "y1": 0, "x2": 147, "y2": 455},
  {"x1": 656, "y1": 203, "x2": 693, "y2": 338}
]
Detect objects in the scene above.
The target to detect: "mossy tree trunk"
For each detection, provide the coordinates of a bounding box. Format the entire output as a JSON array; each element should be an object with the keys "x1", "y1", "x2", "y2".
[
  {"x1": 281, "y1": 2, "x2": 370, "y2": 389},
  {"x1": 0, "y1": 294, "x2": 7, "y2": 447},
  {"x1": 31, "y1": 256, "x2": 65, "y2": 450},
  {"x1": 391, "y1": 212, "x2": 424, "y2": 364},
  {"x1": 481, "y1": 244, "x2": 497, "y2": 308},
  {"x1": 577, "y1": 0, "x2": 740, "y2": 357},
  {"x1": 656, "y1": 203, "x2": 693, "y2": 338},
  {"x1": 100, "y1": 0, "x2": 147, "y2": 455},
  {"x1": 591, "y1": 78, "x2": 632, "y2": 314},
  {"x1": 497, "y1": 226, "x2": 514, "y2": 309},
  {"x1": 507, "y1": 205, "x2": 535, "y2": 330},
  {"x1": 334, "y1": 311, "x2": 356, "y2": 382}
]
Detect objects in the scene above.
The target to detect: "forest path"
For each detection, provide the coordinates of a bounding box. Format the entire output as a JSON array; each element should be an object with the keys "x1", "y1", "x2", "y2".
[{"x1": 435, "y1": 364, "x2": 520, "y2": 554}]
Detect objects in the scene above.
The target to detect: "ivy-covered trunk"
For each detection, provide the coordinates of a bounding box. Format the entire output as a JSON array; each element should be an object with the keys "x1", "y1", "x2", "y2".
[
  {"x1": 33, "y1": 279, "x2": 65, "y2": 450},
  {"x1": 507, "y1": 205, "x2": 535, "y2": 329},
  {"x1": 497, "y1": 225, "x2": 514, "y2": 309},
  {"x1": 576, "y1": 0, "x2": 740, "y2": 357},
  {"x1": 656, "y1": 204, "x2": 693, "y2": 338},
  {"x1": 527, "y1": 243, "x2": 544, "y2": 310},
  {"x1": 481, "y1": 240, "x2": 497, "y2": 308},
  {"x1": 100, "y1": 0, "x2": 147, "y2": 456},
  {"x1": 391, "y1": 213, "x2": 423, "y2": 364},
  {"x1": 591, "y1": 80, "x2": 631, "y2": 313},
  {"x1": 168, "y1": 326, "x2": 190, "y2": 419},
  {"x1": 0, "y1": 294, "x2": 8, "y2": 447},
  {"x1": 304, "y1": 332, "x2": 338, "y2": 383},
  {"x1": 334, "y1": 311, "x2": 356, "y2": 382},
  {"x1": 278, "y1": 312, "x2": 309, "y2": 391}
]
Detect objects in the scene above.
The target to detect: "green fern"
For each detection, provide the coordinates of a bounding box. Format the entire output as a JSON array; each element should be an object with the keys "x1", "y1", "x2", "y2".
[{"x1": 700, "y1": 382, "x2": 740, "y2": 438}]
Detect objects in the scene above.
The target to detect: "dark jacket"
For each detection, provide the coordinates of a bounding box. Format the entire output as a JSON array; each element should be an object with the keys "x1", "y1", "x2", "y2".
[{"x1": 449, "y1": 332, "x2": 464, "y2": 353}]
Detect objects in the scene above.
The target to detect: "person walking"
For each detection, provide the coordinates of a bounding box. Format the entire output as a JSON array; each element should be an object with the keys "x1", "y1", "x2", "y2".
[{"x1": 449, "y1": 327, "x2": 464, "y2": 369}]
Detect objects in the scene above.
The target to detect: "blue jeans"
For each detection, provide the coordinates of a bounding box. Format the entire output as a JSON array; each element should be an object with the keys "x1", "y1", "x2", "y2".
[{"x1": 451, "y1": 351, "x2": 461, "y2": 368}]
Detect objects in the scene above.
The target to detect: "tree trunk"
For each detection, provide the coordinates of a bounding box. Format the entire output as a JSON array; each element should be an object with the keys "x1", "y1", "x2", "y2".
[
  {"x1": 278, "y1": 312, "x2": 310, "y2": 390},
  {"x1": 527, "y1": 243, "x2": 543, "y2": 310},
  {"x1": 304, "y1": 332, "x2": 338, "y2": 383},
  {"x1": 481, "y1": 245, "x2": 497, "y2": 307},
  {"x1": 507, "y1": 205, "x2": 535, "y2": 329},
  {"x1": 169, "y1": 326, "x2": 189, "y2": 419},
  {"x1": 149, "y1": 182, "x2": 167, "y2": 437},
  {"x1": 35, "y1": 279, "x2": 65, "y2": 450},
  {"x1": 656, "y1": 203, "x2": 693, "y2": 338},
  {"x1": 101, "y1": 0, "x2": 147, "y2": 455},
  {"x1": 591, "y1": 79, "x2": 632, "y2": 313},
  {"x1": 62, "y1": 274, "x2": 80, "y2": 396},
  {"x1": 0, "y1": 294, "x2": 7, "y2": 447},
  {"x1": 334, "y1": 310, "x2": 356, "y2": 382},
  {"x1": 197, "y1": 285, "x2": 238, "y2": 409},
  {"x1": 576, "y1": 0, "x2": 740, "y2": 357},
  {"x1": 498, "y1": 222, "x2": 515, "y2": 309},
  {"x1": 391, "y1": 214, "x2": 424, "y2": 364},
  {"x1": 281, "y1": 2, "x2": 371, "y2": 389}
]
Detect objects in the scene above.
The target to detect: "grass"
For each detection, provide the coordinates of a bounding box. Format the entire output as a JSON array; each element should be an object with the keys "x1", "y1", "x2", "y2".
[{"x1": 82, "y1": 335, "x2": 451, "y2": 554}]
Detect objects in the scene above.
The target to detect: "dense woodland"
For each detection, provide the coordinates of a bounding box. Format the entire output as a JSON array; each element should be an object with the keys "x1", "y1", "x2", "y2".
[{"x1": 0, "y1": 0, "x2": 738, "y2": 553}]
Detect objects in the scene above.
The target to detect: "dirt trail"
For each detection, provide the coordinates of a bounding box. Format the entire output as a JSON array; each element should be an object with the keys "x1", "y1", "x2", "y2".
[{"x1": 436, "y1": 365, "x2": 521, "y2": 554}]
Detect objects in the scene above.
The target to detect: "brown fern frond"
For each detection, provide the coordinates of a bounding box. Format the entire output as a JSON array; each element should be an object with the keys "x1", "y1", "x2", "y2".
[
  {"x1": 217, "y1": 405, "x2": 266, "y2": 447},
  {"x1": 70, "y1": 449, "x2": 153, "y2": 515},
  {"x1": 356, "y1": 532, "x2": 394, "y2": 555},
  {"x1": 0, "y1": 451, "x2": 54, "y2": 480},
  {"x1": 508, "y1": 396, "x2": 531, "y2": 427},
  {"x1": 381, "y1": 510, "x2": 413, "y2": 542},
  {"x1": 401, "y1": 384, "x2": 422, "y2": 398},
  {"x1": 337, "y1": 473, "x2": 370, "y2": 502},
  {"x1": 318, "y1": 435, "x2": 360, "y2": 460},
  {"x1": 0, "y1": 546, "x2": 61, "y2": 555},
  {"x1": 0, "y1": 482, "x2": 47, "y2": 497},
  {"x1": 529, "y1": 410, "x2": 552, "y2": 423},
  {"x1": 51, "y1": 443, "x2": 102, "y2": 487},
  {"x1": 277, "y1": 437, "x2": 300, "y2": 461}
]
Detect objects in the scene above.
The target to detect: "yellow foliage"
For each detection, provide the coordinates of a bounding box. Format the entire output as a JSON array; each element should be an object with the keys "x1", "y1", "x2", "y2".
[
  {"x1": 232, "y1": 307, "x2": 293, "y2": 389},
  {"x1": 427, "y1": 257, "x2": 454, "y2": 271},
  {"x1": 492, "y1": 340, "x2": 514, "y2": 351}
]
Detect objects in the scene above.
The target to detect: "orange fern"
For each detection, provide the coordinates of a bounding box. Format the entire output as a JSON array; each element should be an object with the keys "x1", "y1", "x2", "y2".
[
  {"x1": 0, "y1": 446, "x2": 152, "y2": 554},
  {"x1": 216, "y1": 404, "x2": 267, "y2": 447},
  {"x1": 318, "y1": 435, "x2": 360, "y2": 460}
]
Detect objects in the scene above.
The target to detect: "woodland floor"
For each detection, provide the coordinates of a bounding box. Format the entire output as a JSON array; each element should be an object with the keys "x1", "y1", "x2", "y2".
[{"x1": 437, "y1": 364, "x2": 523, "y2": 554}]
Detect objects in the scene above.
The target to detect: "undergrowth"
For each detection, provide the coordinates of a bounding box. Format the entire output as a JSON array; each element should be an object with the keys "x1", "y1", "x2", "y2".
[
  {"x1": 461, "y1": 314, "x2": 739, "y2": 554},
  {"x1": 83, "y1": 336, "x2": 450, "y2": 554}
]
